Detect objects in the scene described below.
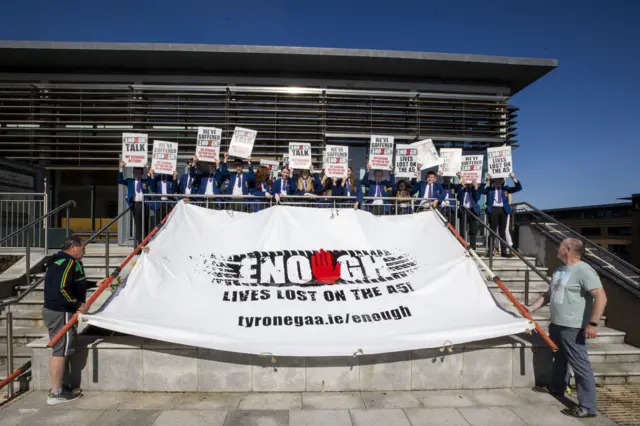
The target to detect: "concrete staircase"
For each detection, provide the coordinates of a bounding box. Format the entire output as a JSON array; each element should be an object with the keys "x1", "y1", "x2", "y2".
[{"x1": 478, "y1": 255, "x2": 640, "y2": 385}]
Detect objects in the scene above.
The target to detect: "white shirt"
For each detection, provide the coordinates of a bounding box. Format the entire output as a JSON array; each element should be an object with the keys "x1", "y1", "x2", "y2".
[
  {"x1": 232, "y1": 175, "x2": 244, "y2": 197},
  {"x1": 463, "y1": 191, "x2": 471, "y2": 208},
  {"x1": 184, "y1": 177, "x2": 192, "y2": 195},
  {"x1": 493, "y1": 187, "x2": 504, "y2": 207},
  {"x1": 280, "y1": 179, "x2": 288, "y2": 195},
  {"x1": 205, "y1": 177, "x2": 215, "y2": 195},
  {"x1": 345, "y1": 179, "x2": 351, "y2": 197},
  {"x1": 159, "y1": 180, "x2": 168, "y2": 201},
  {"x1": 134, "y1": 179, "x2": 143, "y2": 202}
]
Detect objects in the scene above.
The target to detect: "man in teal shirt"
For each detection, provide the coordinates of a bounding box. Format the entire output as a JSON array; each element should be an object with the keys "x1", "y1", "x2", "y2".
[{"x1": 529, "y1": 238, "x2": 608, "y2": 419}]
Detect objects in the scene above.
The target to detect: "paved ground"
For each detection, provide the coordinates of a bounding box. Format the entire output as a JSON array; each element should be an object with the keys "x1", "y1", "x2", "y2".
[{"x1": 0, "y1": 389, "x2": 618, "y2": 425}]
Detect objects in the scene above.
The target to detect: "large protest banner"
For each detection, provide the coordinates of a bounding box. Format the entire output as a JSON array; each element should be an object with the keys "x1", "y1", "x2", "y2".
[
  {"x1": 394, "y1": 145, "x2": 418, "y2": 178},
  {"x1": 122, "y1": 133, "x2": 148, "y2": 167},
  {"x1": 228, "y1": 127, "x2": 257, "y2": 159},
  {"x1": 195, "y1": 127, "x2": 222, "y2": 162},
  {"x1": 439, "y1": 148, "x2": 462, "y2": 177},
  {"x1": 288, "y1": 142, "x2": 312, "y2": 170},
  {"x1": 411, "y1": 138, "x2": 441, "y2": 170},
  {"x1": 260, "y1": 159, "x2": 280, "y2": 179},
  {"x1": 369, "y1": 135, "x2": 394, "y2": 171},
  {"x1": 487, "y1": 146, "x2": 513, "y2": 178},
  {"x1": 151, "y1": 140, "x2": 178, "y2": 175},
  {"x1": 86, "y1": 202, "x2": 530, "y2": 356},
  {"x1": 324, "y1": 146, "x2": 349, "y2": 178},
  {"x1": 460, "y1": 155, "x2": 484, "y2": 184}
]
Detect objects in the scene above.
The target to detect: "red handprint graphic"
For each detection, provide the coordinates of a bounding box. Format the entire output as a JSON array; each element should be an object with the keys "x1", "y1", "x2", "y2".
[{"x1": 311, "y1": 249, "x2": 341, "y2": 284}]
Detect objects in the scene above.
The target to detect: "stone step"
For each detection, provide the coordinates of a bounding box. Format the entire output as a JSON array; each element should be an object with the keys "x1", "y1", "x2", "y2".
[
  {"x1": 488, "y1": 266, "x2": 550, "y2": 279},
  {"x1": 537, "y1": 325, "x2": 626, "y2": 345},
  {"x1": 0, "y1": 345, "x2": 32, "y2": 368},
  {"x1": 15, "y1": 287, "x2": 98, "y2": 304},
  {"x1": 581, "y1": 362, "x2": 640, "y2": 385},
  {"x1": 476, "y1": 257, "x2": 537, "y2": 268},
  {"x1": 0, "y1": 326, "x2": 47, "y2": 345},
  {"x1": 588, "y1": 343, "x2": 640, "y2": 364},
  {"x1": 0, "y1": 313, "x2": 45, "y2": 328}
]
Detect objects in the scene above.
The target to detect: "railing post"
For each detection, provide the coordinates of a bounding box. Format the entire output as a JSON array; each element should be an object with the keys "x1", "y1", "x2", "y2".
[
  {"x1": 524, "y1": 268, "x2": 530, "y2": 306},
  {"x1": 43, "y1": 180, "x2": 49, "y2": 251},
  {"x1": 90, "y1": 185, "x2": 96, "y2": 234},
  {"x1": 454, "y1": 201, "x2": 459, "y2": 232},
  {"x1": 488, "y1": 233, "x2": 494, "y2": 270},
  {"x1": 105, "y1": 231, "x2": 110, "y2": 278},
  {"x1": 65, "y1": 206, "x2": 70, "y2": 238},
  {"x1": 25, "y1": 229, "x2": 31, "y2": 287},
  {"x1": 6, "y1": 310, "x2": 14, "y2": 398}
]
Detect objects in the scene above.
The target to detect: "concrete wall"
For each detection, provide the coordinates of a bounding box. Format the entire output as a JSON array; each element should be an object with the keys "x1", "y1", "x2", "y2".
[
  {"x1": 518, "y1": 224, "x2": 640, "y2": 347},
  {"x1": 29, "y1": 335, "x2": 552, "y2": 392}
]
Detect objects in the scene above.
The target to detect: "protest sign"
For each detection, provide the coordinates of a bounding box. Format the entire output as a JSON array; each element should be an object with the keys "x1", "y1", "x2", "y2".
[
  {"x1": 288, "y1": 142, "x2": 312, "y2": 170},
  {"x1": 460, "y1": 155, "x2": 484, "y2": 184},
  {"x1": 394, "y1": 145, "x2": 419, "y2": 178},
  {"x1": 260, "y1": 159, "x2": 280, "y2": 179},
  {"x1": 151, "y1": 140, "x2": 178, "y2": 175},
  {"x1": 122, "y1": 133, "x2": 148, "y2": 167},
  {"x1": 487, "y1": 146, "x2": 513, "y2": 178},
  {"x1": 411, "y1": 139, "x2": 441, "y2": 170},
  {"x1": 282, "y1": 153, "x2": 290, "y2": 166},
  {"x1": 228, "y1": 127, "x2": 257, "y2": 159},
  {"x1": 324, "y1": 146, "x2": 349, "y2": 178},
  {"x1": 195, "y1": 127, "x2": 222, "y2": 162},
  {"x1": 439, "y1": 148, "x2": 462, "y2": 177},
  {"x1": 369, "y1": 135, "x2": 394, "y2": 170}
]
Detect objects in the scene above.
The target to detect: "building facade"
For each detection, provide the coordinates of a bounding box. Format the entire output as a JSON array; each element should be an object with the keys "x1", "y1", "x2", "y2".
[{"x1": 0, "y1": 42, "x2": 556, "y2": 241}]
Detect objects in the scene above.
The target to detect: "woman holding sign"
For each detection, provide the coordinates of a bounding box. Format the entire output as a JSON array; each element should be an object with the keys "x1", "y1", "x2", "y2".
[
  {"x1": 335, "y1": 167, "x2": 363, "y2": 209},
  {"x1": 294, "y1": 166, "x2": 320, "y2": 201},
  {"x1": 250, "y1": 166, "x2": 273, "y2": 212}
]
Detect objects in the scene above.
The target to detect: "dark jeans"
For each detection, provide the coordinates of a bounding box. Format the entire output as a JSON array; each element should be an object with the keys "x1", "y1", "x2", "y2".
[
  {"x1": 460, "y1": 208, "x2": 478, "y2": 250},
  {"x1": 549, "y1": 323, "x2": 597, "y2": 414},
  {"x1": 131, "y1": 202, "x2": 148, "y2": 247},
  {"x1": 489, "y1": 206, "x2": 508, "y2": 254}
]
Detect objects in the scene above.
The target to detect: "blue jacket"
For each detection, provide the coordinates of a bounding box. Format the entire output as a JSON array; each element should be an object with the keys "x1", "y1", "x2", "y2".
[
  {"x1": 410, "y1": 179, "x2": 445, "y2": 202},
  {"x1": 251, "y1": 181, "x2": 272, "y2": 197},
  {"x1": 338, "y1": 178, "x2": 364, "y2": 204},
  {"x1": 117, "y1": 172, "x2": 154, "y2": 207},
  {"x1": 362, "y1": 173, "x2": 396, "y2": 202},
  {"x1": 272, "y1": 178, "x2": 296, "y2": 196},
  {"x1": 150, "y1": 175, "x2": 178, "y2": 210},
  {"x1": 196, "y1": 172, "x2": 222, "y2": 195},
  {"x1": 222, "y1": 163, "x2": 255, "y2": 195},
  {"x1": 454, "y1": 184, "x2": 481, "y2": 215},
  {"x1": 294, "y1": 175, "x2": 321, "y2": 196},
  {"x1": 178, "y1": 167, "x2": 198, "y2": 194},
  {"x1": 480, "y1": 180, "x2": 522, "y2": 214}
]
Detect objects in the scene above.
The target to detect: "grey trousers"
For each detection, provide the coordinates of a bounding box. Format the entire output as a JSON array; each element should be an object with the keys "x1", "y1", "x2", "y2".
[{"x1": 549, "y1": 323, "x2": 597, "y2": 414}]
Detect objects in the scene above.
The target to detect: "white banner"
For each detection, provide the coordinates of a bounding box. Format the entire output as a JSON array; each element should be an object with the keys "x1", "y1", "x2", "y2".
[
  {"x1": 439, "y1": 148, "x2": 462, "y2": 177},
  {"x1": 460, "y1": 155, "x2": 484, "y2": 184},
  {"x1": 324, "y1": 146, "x2": 349, "y2": 178},
  {"x1": 260, "y1": 159, "x2": 280, "y2": 179},
  {"x1": 487, "y1": 146, "x2": 513, "y2": 178},
  {"x1": 228, "y1": 127, "x2": 257, "y2": 159},
  {"x1": 151, "y1": 140, "x2": 178, "y2": 175},
  {"x1": 85, "y1": 202, "x2": 530, "y2": 356},
  {"x1": 195, "y1": 127, "x2": 222, "y2": 162},
  {"x1": 394, "y1": 145, "x2": 418, "y2": 178},
  {"x1": 288, "y1": 142, "x2": 312, "y2": 170},
  {"x1": 122, "y1": 133, "x2": 148, "y2": 167},
  {"x1": 411, "y1": 139, "x2": 441, "y2": 170},
  {"x1": 369, "y1": 135, "x2": 394, "y2": 171}
]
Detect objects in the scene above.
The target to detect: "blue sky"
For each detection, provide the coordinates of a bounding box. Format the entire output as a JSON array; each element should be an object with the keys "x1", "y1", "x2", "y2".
[{"x1": 1, "y1": 0, "x2": 638, "y2": 209}]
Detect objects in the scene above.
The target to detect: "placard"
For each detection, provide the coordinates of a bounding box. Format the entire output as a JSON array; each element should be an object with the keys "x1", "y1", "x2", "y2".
[
  {"x1": 260, "y1": 159, "x2": 280, "y2": 179},
  {"x1": 282, "y1": 153, "x2": 290, "y2": 166},
  {"x1": 122, "y1": 133, "x2": 148, "y2": 167},
  {"x1": 411, "y1": 139, "x2": 441, "y2": 170},
  {"x1": 151, "y1": 140, "x2": 178, "y2": 175},
  {"x1": 324, "y1": 146, "x2": 349, "y2": 178},
  {"x1": 228, "y1": 127, "x2": 257, "y2": 159},
  {"x1": 460, "y1": 155, "x2": 484, "y2": 184},
  {"x1": 369, "y1": 135, "x2": 394, "y2": 171},
  {"x1": 195, "y1": 127, "x2": 222, "y2": 162},
  {"x1": 288, "y1": 142, "x2": 312, "y2": 170},
  {"x1": 439, "y1": 148, "x2": 462, "y2": 177},
  {"x1": 394, "y1": 145, "x2": 419, "y2": 178},
  {"x1": 487, "y1": 146, "x2": 513, "y2": 178}
]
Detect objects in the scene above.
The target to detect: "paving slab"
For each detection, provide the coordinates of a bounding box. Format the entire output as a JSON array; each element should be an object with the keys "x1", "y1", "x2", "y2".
[
  {"x1": 349, "y1": 408, "x2": 412, "y2": 426},
  {"x1": 470, "y1": 389, "x2": 528, "y2": 406},
  {"x1": 301, "y1": 392, "x2": 364, "y2": 410},
  {"x1": 19, "y1": 409, "x2": 104, "y2": 426},
  {"x1": 511, "y1": 388, "x2": 565, "y2": 406},
  {"x1": 223, "y1": 410, "x2": 289, "y2": 426},
  {"x1": 174, "y1": 392, "x2": 246, "y2": 410},
  {"x1": 116, "y1": 392, "x2": 181, "y2": 410},
  {"x1": 458, "y1": 407, "x2": 526, "y2": 426},
  {"x1": 91, "y1": 409, "x2": 161, "y2": 426},
  {"x1": 404, "y1": 408, "x2": 471, "y2": 426},
  {"x1": 508, "y1": 404, "x2": 585, "y2": 426},
  {"x1": 153, "y1": 410, "x2": 228, "y2": 426},
  {"x1": 0, "y1": 407, "x2": 40, "y2": 426},
  {"x1": 50, "y1": 391, "x2": 125, "y2": 410},
  {"x1": 289, "y1": 409, "x2": 353, "y2": 426},
  {"x1": 413, "y1": 390, "x2": 476, "y2": 408},
  {"x1": 237, "y1": 392, "x2": 302, "y2": 410},
  {"x1": 361, "y1": 391, "x2": 421, "y2": 409}
]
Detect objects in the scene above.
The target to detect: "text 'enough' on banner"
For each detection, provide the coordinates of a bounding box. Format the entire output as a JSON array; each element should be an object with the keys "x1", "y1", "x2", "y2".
[
  {"x1": 369, "y1": 135, "x2": 394, "y2": 171},
  {"x1": 228, "y1": 127, "x2": 257, "y2": 159},
  {"x1": 151, "y1": 140, "x2": 178, "y2": 175},
  {"x1": 324, "y1": 146, "x2": 349, "y2": 178},
  {"x1": 487, "y1": 146, "x2": 513, "y2": 178},
  {"x1": 394, "y1": 145, "x2": 418, "y2": 178},
  {"x1": 195, "y1": 127, "x2": 222, "y2": 162},
  {"x1": 122, "y1": 133, "x2": 148, "y2": 167},
  {"x1": 288, "y1": 142, "x2": 312, "y2": 170}
]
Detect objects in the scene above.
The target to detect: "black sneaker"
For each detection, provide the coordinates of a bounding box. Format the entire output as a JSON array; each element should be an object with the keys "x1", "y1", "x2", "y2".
[
  {"x1": 63, "y1": 385, "x2": 82, "y2": 396},
  {"x1": 46, "y1": 389, "x2": 81, "y2": 405},
  {"x1": 561, "y1": 407, "x2": 597, "y2": 418},
  {"x1": 532, "y1": 385, "x2": 564, "y2": 397}
]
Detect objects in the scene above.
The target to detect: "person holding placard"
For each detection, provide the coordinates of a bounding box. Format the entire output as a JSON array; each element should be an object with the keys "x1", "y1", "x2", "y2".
[
  {"x1": 392, "y1": 180, "x2": 413, "y2": 215},
  {"x1": 195, "y1": 159, "x2": 224, "y2": 209},
  {"x1": 335, "y1": 167, "x2": 363, "y2": 209},
  {"x1": 221, "y1": 153, "x2": 255, "y2": 211},
  {"x1": 410, "y1": 166, "x2": 444, "y2": 211},
  {"x1": 437, "y1": 171, "x2": 457, "y2": 223},
  {"x1": 250, "y1": 166, "x2": 273, "y2": 212},
  {"x1": 118, "y1": 161, "x2": 154, "y2": 247},
  {"x1": 362, "y1": 164, "x2": 396, "y2": 216},
  {"x1": 455, "y1": 171, "x2": 481, "y2": 250},
  {"x1": 479, "y1": 173, "x2": 522, "y2": 257},
  {"x1": 148, "y1": 168, "x2": 178, "y2": 224},
  {"x1": 295, "y1": 166, "x2": 319, "y2": 200},
  {"x1": 273, "y1": 166, "x2": 295, "y2": 203},
  {"x1": 178, "y1": 156, "x2": 199, "y2": 197}
]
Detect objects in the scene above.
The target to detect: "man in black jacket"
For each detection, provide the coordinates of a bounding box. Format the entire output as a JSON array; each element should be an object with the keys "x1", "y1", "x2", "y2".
[{"x1": 42, "y1": 236, "x2": 104, "y2": 405}]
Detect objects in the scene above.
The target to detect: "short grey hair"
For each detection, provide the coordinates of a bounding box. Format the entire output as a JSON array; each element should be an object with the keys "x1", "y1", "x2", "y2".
[
  {"x1": 563, "y1": 238, "x2": 585, "y2": 258},
  {"x1": 62, "y1": 236, "x2": 85, "y2": 251}
]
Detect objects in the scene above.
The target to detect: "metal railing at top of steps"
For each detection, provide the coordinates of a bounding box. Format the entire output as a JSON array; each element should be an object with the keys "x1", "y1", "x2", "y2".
[
  {"x1": 513, "y1": 201, "x2": 640, "y2": 296},
  {"x1": 83, "y1": 207, "x2": 132, "y2": 279}
]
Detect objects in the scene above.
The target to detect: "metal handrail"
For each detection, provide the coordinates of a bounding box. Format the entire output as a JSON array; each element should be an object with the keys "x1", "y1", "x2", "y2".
[
  {"x1": 0, "y1": 276, "x2": 44, "y2": 310},
  {"x1": 85, "y1": 207, "x2": 131, "y2": 245},
  {"x1": 0, "y1": 200, "x2": 76, "y2": 246},
  {"x1": 513, "y1": 201, "x2": 640, "y2": 276}
]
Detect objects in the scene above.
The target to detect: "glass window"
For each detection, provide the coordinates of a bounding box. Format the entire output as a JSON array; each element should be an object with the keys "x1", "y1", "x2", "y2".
[{"x1": 581, "y1": 227, "x2": 601, "y2": 237}]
